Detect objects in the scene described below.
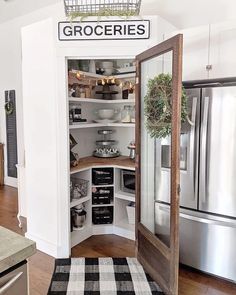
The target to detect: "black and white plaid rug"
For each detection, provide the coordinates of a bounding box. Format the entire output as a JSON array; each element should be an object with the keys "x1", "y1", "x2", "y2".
[{"x1": 48, "y1": 257, "x2": 163, "y2": 294}]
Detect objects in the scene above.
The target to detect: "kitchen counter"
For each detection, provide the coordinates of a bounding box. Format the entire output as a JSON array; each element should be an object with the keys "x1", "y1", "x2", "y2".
[
  {"x1": 0, "y1": 226, "x2": 36, "y2": 273},
  {"x1": 70, "y1": 156, "x2": 135, "y2": 174}
]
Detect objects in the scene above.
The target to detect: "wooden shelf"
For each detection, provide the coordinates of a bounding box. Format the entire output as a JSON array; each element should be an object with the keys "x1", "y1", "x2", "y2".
[
  {"x1": 115, "y1": 191, "x2": 135, "y2": 202},
  {"x1": 70, "y1": 156, "x2": 135, "y2": 174},
  {"x1": 69, "y1": 122, "x2": 135, "y2": 129},
  {"x1": 70, "y1": 196, "x2": 90, "y2": 208},
  {"x1": 69, "y1": 97, "x2": 135, "y2": 104}
]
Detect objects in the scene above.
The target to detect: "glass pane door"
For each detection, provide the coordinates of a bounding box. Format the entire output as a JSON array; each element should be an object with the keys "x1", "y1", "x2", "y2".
[{"x1": 136, "y1": 35, "x2": 183, "y2": 295}]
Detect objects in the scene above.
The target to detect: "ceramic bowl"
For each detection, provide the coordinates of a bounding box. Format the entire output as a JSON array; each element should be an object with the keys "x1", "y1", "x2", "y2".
[{"x1": 97, "y1": 109, "x2": 115, "y2": 119}]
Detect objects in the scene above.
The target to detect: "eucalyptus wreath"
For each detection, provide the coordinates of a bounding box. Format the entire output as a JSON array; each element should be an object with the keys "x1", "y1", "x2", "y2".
[{"x1": 144, "y1": 73, "x2": 188, "y2": 139}]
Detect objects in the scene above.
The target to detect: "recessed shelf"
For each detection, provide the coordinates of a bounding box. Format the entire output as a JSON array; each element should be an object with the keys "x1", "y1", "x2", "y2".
[
  {"x1": 115, "y1": 191, "x2": 135, "y2": 202},
  {"x1": 69, "y1": 122, "x2": 135, "y2": 129},
  {"x1": 92, "y1": 203, "x2": 114, "y2": 207},
  {"x1": 69, "y1": 97, "x2": 135, "y2": 104},
  {"x1": 70, "y1": 196, "x2": 90, "y2": 208},
  {"x1": 92, "y1": 184, "x2": 114, "y2": 187}
]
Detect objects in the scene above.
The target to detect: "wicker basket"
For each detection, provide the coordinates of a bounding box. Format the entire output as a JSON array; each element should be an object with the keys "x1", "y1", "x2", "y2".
[
  {"x1": 126, "y1": 205, "x2": 135, "y2": 224},
  {"x1": 64, "y1": 0, "x2": 141, "y2": 16}
]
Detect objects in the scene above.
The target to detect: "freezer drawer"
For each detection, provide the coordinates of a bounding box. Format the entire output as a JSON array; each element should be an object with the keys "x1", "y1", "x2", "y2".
[
  {"x1": 179, "y1": 210, "x2": 236, "y2": 282},
  {"x1": 155, "y1": 203, "x2": 236, "y2": 282},
  {"x1": 0, "y1": 261, "x2": 28, "y2": 295}
]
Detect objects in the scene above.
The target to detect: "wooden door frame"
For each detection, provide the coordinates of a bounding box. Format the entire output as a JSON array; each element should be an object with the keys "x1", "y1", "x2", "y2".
[{"x1": 135, "y1": 34, "x2": 183, "y2": 295}]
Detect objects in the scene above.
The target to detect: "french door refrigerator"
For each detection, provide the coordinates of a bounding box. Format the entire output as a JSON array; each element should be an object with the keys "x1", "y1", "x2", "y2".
[{"x1": 154, "y1": 79, "x2": 236, "y2": 282}]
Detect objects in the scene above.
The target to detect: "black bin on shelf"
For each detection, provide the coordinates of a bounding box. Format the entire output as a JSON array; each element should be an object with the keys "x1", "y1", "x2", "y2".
[
  {"x1": 92, "y1": 206, "x2": 113, "y2": 224},
  {"x1": 92, "y1": 168, "x2": 113, "y2": 185},
  {"x1": 92, "y1": 186, "x2": 114, "y2": 205}
]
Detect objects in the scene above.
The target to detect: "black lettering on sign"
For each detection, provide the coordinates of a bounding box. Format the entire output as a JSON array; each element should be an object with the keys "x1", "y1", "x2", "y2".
[
  {"x1": 94, "y1": 25, "x2": 103, "y2": 36},
  {"x1": 84, "y1": 26, "x2": 93, "y2": 36},
  {"x1": 137, "y1": 24, "x2": 145, "y2": 35},
  {"x1": 123, "y1": 25, "x2": 127, "y2": 35},
  {"x1": 74, "y1": 26, "x2": 82, "y2": 36},
  {"x1": 113, "y1": 25, "x2": 122, "y2": 35},
  {"x1": 105, "y1": 25, "x2": 113, "y2": 36},
  {"x1": 63, "y1": 26, "x2": 73, "y2": 36},
  {"x1": 128, "y1": 25, "x2": 136, "y2": 35}
]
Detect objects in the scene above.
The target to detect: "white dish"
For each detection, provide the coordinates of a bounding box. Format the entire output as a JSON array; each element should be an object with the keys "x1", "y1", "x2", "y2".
[
  {"x1": 96, "y1": 109, "x2": 117, "y2": 119},
  {"x1": 93, "y1": 119, "x2": 118, "y2": 123},
  {"x1": 117, "y1": 66, "x2": 135, "y2": 73}
]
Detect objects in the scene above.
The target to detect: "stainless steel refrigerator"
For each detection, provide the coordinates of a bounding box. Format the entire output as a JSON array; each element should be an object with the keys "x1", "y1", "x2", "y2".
[{"x1": 154, "y1": 79, "x2": 236, "y2": 282}]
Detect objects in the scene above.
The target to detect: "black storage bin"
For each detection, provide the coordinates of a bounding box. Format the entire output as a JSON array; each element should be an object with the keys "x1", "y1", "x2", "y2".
[
  {"x1": 92, "y1": 167, "x2": 114, "y2": 185},
  {"x1": 92, "y1": 206, "x2": 113, "y2": 224},
  {"x1": 92, "y1": 186, "x2": 114, "y2": 205}
]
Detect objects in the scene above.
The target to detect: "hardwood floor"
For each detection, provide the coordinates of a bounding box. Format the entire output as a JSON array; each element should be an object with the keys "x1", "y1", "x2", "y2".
[{"x1": 1, "y1": 185, "x2": 236, "y2": 295}]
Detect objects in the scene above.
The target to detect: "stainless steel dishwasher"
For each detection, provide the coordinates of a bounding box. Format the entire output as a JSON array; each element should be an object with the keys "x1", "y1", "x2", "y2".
[{"x1": 0, "y1": 261, "x2": 28, "y2": 295}]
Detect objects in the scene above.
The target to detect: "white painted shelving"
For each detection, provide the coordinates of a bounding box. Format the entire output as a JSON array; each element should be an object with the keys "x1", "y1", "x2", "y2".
[
  {"x1": 115, "y1": 191, "x2": 135, "y2": 202},
  {"x1": 69, "y1": 122, "x2": 135, "y2": 129},
  {"x1": 69, "y1": 97, "x2": 135, "y2": 104}
]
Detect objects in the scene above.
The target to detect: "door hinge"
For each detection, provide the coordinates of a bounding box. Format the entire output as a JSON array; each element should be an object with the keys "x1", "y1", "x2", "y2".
[{"x1": 136, "y1": 77, "x2": 139, "y2": 84}]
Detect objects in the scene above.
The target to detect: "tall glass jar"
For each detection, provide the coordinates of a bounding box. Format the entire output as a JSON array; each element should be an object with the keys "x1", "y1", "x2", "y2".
[
  {"x1": 131, "y1": 106, "x2": 135, "y2": 123},
  {"x1": 121, "y1": 105, "x2": 132, "y2": 123}
]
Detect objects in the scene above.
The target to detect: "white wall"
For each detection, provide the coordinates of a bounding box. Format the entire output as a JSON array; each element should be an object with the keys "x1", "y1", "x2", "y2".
[{"x1": 0, "y1": 2, "x2": 65, "y2": 216}]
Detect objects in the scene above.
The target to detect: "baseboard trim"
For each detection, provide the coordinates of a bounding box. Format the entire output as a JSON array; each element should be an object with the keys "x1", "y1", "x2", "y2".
[
  {"x1": 4, "y1": 176, "x2": 17, "y2": 188},
  {"x1": 25, "y1": 232, "x2": 58, "y2": 258}
]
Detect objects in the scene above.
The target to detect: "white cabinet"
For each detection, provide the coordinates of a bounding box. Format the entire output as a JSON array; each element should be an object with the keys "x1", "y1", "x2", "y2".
[
  {"x1": 178, "y1": 21, "x2": 236, "y2": 81},
  {"x1": 182, "y1": 26, "x2": 209, "y2": 81},
  {"x1": 209, "y1": 22, "x2": 236, "y2": 79}
]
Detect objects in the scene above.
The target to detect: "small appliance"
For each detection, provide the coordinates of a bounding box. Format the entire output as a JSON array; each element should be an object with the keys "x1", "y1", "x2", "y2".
[{"x1": 121, "y1": 169, "x2": 135, "y2": 194}]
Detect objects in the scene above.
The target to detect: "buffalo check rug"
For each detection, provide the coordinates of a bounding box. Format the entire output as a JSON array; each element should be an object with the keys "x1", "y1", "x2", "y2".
[{"x1": 47, "y1": 257, "x2": 164, "y2": 294}]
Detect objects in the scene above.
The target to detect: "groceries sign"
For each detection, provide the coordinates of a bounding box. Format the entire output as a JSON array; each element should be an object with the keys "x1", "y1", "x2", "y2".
[{"x1": 58, "y1": 20, "x2": 150, "y2": 41}]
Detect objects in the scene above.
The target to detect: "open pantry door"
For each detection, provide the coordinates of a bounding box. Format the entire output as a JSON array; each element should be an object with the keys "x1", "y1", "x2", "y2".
[{"x1": 135, "y1": 34, "x2": 183, "y2": 295}]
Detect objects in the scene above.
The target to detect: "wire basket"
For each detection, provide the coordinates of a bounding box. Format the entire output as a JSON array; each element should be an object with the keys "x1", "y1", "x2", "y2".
[
  {"x1": 64, "y1": 0, "x2": 141, "y2": 17},
  {"x1": 70, "y1": 177, "x2": 89, "y2": 200}
]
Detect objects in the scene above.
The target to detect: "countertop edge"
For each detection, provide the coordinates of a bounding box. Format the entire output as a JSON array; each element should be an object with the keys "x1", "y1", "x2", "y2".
[{"x1": 0, "y1": 241, "x2": 36, "y2": 274}]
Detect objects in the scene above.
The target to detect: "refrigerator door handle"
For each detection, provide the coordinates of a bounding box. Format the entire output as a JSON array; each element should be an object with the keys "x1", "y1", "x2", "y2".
[
  {"x1": 158, "y1": 204, "x2": 236, "y2": 228},
  {"x1": 200, "y1": 97, "x2": 209, "y2": 204},
  {"x1": 189, "y1": 96, "x2": 198, "y2": 201}
]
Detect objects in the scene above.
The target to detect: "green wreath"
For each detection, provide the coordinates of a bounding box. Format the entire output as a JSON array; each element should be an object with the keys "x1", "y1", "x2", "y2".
[
  {"x1": 144, "y1": 73, "x2": 190, "y2": 139},
  {"x1": 5, "y1": 101, "x2": 14, "y2": 115}
]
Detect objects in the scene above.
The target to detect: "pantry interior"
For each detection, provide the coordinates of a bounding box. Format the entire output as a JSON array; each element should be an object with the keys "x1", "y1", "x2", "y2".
[{"x1": 68, "y1": 58, "x2": 137, "y2": 249}]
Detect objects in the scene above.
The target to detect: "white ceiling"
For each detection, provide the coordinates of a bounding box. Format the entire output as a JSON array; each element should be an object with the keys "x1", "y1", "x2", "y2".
[{"x1": 0, "y1": 0, "x2": 236, "y2": 28}]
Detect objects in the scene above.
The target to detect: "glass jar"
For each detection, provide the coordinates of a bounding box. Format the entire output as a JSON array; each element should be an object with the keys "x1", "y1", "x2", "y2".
[
  {"x1": 121, "y1": 105, "x2": 132, "y2": 123},
  {"x1": 131, "y1": 106, "x2": 135, "y2": 123}
]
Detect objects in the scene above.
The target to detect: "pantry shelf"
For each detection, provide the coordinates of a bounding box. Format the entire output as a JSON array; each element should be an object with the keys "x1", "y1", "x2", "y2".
[
  {"x1": 69, "y1": 97, "x2": 135, "y2": 104},
  {"x1": 115, "y1": 191, "x2": 135, "y2": 202},
  {"x1": 70, "y1": 196, "x2": 91, "y2": 208},
  {"x1": 69, "y1": 122, "x2": 135, "y2": 129}
]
